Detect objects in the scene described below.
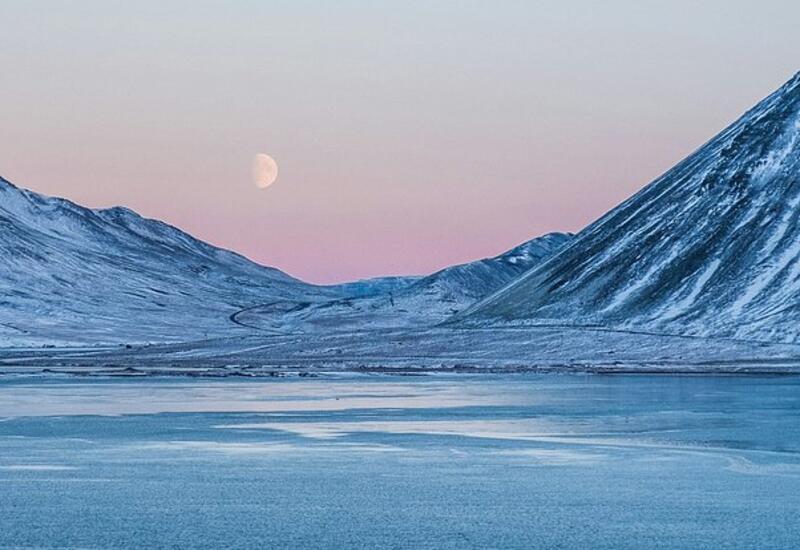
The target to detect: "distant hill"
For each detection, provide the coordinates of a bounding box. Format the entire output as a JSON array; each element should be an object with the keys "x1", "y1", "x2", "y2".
[{"x1": 233, "y1": 232, "x2": 571, "y2": 332}]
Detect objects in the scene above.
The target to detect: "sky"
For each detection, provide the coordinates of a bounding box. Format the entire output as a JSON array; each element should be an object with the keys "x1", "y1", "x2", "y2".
[{"x1": 1, "y1": 1, "x2": 798, "y2": 284}]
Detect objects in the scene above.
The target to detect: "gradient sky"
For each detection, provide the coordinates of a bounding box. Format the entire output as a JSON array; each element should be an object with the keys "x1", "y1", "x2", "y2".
[{"x1": 1, "y1": 1, "x2": 798, "y2": 283}]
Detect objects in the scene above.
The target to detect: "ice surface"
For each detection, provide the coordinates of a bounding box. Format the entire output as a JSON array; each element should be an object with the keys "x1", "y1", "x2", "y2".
[{"x1": 2, "y1": 375, "x2": 800, "y2": 549}]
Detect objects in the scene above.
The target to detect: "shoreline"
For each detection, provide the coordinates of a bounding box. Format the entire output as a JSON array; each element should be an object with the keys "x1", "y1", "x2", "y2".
[{"x1": 3, "y1": 363, "x2": 800, "y2": 379}]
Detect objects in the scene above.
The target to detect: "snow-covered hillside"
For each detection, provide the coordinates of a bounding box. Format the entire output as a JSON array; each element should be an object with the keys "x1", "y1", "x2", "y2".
[
  {"x1": 463, "y1": 72, "x2": 800, "y2": 342},
  {"x1": 401, "y1": 232, "x2": 571, "y2": 310},
  {"x1": 233, "y1": 232, "x2": 571, "y2": 331},
  {"x1": 0, "y1": 174, "x2": 570, "y2": 344},
  {"x1": 0, "y1": 176, "x2": 337, "y2": 344}
]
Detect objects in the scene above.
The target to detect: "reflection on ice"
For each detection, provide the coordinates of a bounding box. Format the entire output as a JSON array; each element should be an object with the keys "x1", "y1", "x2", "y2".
[
  {"x1": 214, "y1": 419, "x2": 564, "y2": 441},
  {"x1": 128, "y1": 440, "x2": 403, "y2": 456},
  {"x1": 0, "y1": 378, "x2": 510, "y2": 417}
]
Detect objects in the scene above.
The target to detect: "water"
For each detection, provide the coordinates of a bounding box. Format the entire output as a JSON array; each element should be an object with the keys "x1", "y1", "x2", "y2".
[{"x1": 1, "y1": 375, "x2": 799, "y2": 549}]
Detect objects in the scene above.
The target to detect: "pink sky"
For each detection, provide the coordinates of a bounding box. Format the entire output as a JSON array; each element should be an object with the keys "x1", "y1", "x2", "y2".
[{"x1": 1, "y1": 1, "x2": 798, "y2": 283}]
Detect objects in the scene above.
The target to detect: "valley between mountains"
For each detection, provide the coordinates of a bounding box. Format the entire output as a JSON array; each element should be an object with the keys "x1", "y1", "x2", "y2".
[{"x1": 4, "y1": 73, "x2": 800, "y2": 375}]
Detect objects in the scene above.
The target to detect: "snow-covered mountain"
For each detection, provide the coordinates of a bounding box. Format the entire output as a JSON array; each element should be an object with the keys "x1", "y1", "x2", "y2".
[
  {"x1": 0, "y1": 176, "x2": 337, "y2": 344},
  {"x1": 0, "y1": 173, "x2": 571, "y2": 344},
  {"x1": 402, "y1": 232, "x2": 571, "y2": 309},
  {"x1": 233, "y1": 232, "x2": 571, "y2": 331},
  {"x1": 463, "y1": 72, "x2": 800, "y2": 342}
]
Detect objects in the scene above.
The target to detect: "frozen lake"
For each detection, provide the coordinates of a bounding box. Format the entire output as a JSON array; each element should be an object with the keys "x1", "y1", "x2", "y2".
[{"x1": 1, "y1": 374, "x2": 800, "y2": 549}]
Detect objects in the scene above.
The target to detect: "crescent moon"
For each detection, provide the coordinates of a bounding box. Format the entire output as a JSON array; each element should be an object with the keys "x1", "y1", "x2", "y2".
[{"x1": 253, "y1": 154, "x2": 279, "y2": 189}]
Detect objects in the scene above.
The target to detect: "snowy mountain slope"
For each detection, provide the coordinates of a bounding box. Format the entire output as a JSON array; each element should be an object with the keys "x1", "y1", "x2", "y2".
[
  {"x1": 0, "y1": 176, "x2": 337, "y2": 345},
  {"x1": 462, "y1": 72, "x2": 800, "y2": 342},
  {"x1": 233, "y1": 232, "x2": 571, "y2": 331},
  {"x1": 406, "y1": 233, "x2": 572, "y2": 307}
]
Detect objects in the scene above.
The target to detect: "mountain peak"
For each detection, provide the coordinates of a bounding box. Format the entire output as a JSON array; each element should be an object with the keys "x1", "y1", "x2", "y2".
[{"x1": 0, "y1": 174, "x2": 17, "y2": 189}]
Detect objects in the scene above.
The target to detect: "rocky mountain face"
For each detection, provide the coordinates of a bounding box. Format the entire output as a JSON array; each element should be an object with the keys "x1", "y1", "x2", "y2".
[{"x1": 463, "y1": 73, "x2": 800, "y2": 342}]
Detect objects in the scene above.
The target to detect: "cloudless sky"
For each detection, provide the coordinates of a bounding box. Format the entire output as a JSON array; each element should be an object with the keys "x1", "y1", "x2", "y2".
[{"x1": 1, "y1": 1, "x2": 798, "y2": 283}]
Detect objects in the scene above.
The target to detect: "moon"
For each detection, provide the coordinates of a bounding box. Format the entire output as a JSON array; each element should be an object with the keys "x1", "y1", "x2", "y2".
[{"x1": 253, "y1": 154, "x2": 279, "y2": 189}]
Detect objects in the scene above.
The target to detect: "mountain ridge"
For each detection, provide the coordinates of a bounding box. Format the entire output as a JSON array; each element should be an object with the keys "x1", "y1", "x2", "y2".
[
  {"x1": 0, "y1": 175, "x2": 333, "y2": 345},
  {"x1": 0, "y1": 174, "x2": 298, "y2": 281},
  {"x1": 0, "y1": 174, "x2": 571, "y2": 344}
]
